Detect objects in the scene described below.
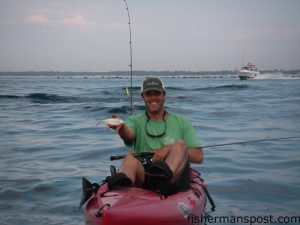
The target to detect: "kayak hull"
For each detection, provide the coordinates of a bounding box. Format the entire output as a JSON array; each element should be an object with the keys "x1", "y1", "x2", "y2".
[{"x1": 84, "y1": 169, "x2": 207, "y2": 225}]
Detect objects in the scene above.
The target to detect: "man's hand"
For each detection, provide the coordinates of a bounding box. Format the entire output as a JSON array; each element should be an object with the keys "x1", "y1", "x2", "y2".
[
  {"x1": 107, "y1": 114, "x2": 124, "y2": 131},
  {"x1": 152, "y1": 146, "x2": 171, "y2": 162},
  {"x1": 106, "y1": 115, "x2": 135, "y2": 142}
]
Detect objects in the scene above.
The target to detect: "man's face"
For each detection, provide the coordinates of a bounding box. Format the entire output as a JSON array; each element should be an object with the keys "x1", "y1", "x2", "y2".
[{"x1": 142, "y1": 90, "x2": 166, "y2": 114}]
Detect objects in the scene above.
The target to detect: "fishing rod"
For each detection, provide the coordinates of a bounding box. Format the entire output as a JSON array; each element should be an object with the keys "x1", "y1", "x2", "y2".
[
  {"x1": 123, "y1": 0, "x2": 133, "y2": 115},
  {"x1": 110, "y1": 136, "x2": 300, "y2": 160},
  {"x1": 110, "y1": 152, "x2": 154, "y2": 161},
  {"x1": 200, "y1": 136, "x2": 300, "y2": 149}
]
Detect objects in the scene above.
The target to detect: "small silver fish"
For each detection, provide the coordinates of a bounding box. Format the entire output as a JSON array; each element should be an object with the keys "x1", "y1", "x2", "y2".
[{"x1": 97, "y1": 118, "x2": 124, "y2": 126}]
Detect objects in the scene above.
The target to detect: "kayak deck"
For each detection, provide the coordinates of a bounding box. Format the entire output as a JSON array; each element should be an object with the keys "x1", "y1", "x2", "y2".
[{"x1": 84, "y1": 169, "x2": 208, "y2": 225}]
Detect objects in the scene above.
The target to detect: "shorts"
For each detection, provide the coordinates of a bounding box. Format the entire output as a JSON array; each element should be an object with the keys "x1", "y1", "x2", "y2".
[{"x1": 138, "y1": 156, "x2": 190, "y2": 195}]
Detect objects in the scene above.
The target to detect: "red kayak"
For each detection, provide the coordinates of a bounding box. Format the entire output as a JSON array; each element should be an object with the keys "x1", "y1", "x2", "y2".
[{"x1": 82, "y1": 169, "x2": 214, "y2": 225}]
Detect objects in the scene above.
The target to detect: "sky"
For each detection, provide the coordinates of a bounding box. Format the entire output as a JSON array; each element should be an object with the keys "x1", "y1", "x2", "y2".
[{"x1": 0, "y1": 0, "x2": 300, "y2": 72}]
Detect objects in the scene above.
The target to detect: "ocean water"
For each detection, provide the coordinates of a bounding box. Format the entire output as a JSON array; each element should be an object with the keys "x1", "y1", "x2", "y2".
[{"x1": 0, "y1": 73, "x2": 299, "y2": 225}]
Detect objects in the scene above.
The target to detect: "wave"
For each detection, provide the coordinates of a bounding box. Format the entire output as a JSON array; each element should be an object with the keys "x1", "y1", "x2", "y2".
[
  {"x1": 106, "y1": 104, "x2": 146, "y2": 114},
  {"x1": 201, "y1": 84, "x2": 249, "y2": 91},
  {"x1": 0, "y1": 85, "x2": 249, "y2": 103},
  {"x1": 27, "y1": 93, "x2": 81, "y2": 104},
  {"x1": 0, "y1": 92, "x2": 127, "y2": 104},
  {"x1": 167, "y1": 84, "x2": 249, "y2": 92},
  {"x1": 256, "y1": 72, "x2": 300, "y2": 80},
  {"x1": 0, "y1": 94, "x2": 21, "y2": 99},
  {"x1": 0, "y1": 93, "x2": 81, "y2": 103}
]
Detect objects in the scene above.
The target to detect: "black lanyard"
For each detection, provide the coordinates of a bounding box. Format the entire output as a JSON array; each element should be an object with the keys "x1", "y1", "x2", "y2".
[{"x1": 145, "y1": 111, "x2": 167, "y2": 138}]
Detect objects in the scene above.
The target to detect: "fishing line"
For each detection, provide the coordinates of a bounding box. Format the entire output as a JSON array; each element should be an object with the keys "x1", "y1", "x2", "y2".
[
  {"x1": 110, "y1": 136, "x2": 300, "y2": 160},
  {"x1": 200, "y1": 136, "x2": 300, "y2": 149},
  {"x1": 123, "y1": 0, "x2": 133, "y2": 115}
]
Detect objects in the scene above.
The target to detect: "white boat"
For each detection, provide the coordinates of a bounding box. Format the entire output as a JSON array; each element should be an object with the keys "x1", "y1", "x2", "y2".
[{"x1": 238, "y1": 62, "x2": 260, "y2": 80}]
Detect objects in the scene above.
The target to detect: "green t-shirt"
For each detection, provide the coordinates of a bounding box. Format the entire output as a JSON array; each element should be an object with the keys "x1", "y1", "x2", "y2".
[{"x1": 124, "y1": 111, "x2": 200, "y2": 153}]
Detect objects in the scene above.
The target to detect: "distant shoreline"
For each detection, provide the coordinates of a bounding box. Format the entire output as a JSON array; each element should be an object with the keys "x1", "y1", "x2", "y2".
[{"x1": 0, "y1": 69, "x2": 299, "y2": 77}]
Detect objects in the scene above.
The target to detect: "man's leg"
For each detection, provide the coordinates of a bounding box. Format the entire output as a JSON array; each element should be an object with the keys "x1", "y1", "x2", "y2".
[
  {"x1": 119, "y1": 155, "x2": 146, "y2": 186},
  {"x1": 165, "y1": 140, "x2": 188, "y2": 184}
]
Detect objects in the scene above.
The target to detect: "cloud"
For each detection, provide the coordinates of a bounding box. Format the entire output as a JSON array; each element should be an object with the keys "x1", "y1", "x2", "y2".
[
  {"x1": 232, "y1": 27, "x2": 300, "y2": 40},
  {"x1": 26, "y1": 14, "x2": 50, "y2": 24},
  {"x1": 62, "y1": 15, "x2": 95, "y2": 27},
  {"x1": 26, "y1": 14, "x2": 95, "y2": 28}
]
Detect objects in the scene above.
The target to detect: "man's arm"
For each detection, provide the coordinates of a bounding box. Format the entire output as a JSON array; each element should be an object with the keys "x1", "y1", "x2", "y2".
[
  {"x1": 187, "y1": 147, "x2": 203, "y2": 163},
  {"x1": 116, "y1": 123, "x2": 135, "y2": 142}
]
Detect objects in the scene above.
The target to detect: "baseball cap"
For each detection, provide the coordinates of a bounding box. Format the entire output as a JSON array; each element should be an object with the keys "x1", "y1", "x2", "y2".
[{"x1": 141, "y1": 77, "x2": 166, "y2": 94}]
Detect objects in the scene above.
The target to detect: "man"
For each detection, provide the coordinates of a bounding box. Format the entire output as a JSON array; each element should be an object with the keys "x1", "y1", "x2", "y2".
[{"x1": 107, "y1": 77, "x2": 203, "y2": 195}]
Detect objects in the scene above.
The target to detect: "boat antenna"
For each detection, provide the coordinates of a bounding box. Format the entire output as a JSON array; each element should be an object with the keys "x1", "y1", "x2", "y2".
[
  {"x1": 123, "y1": 0, "x2": 133, "y2": 115},
  {"x1": 241, "y1": 51, "x2": 245, "y2": 67}
]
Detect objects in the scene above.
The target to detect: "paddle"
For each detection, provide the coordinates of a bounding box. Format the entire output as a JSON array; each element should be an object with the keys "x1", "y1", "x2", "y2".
[{"x1": 79, "y1": 177, "x2": 100, "y2": 209}]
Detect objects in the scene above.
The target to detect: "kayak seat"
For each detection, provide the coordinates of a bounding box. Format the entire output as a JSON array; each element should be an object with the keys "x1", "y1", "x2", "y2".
[
  {"x1": 106, "y1": 172, "x2": 132, "y2": 190},
  {"x1": 144, "y1": 161, "x2": 174, "y2": 196},
  {"x1": 147, "y1": 160, "x2": 173, "y2": 179}
]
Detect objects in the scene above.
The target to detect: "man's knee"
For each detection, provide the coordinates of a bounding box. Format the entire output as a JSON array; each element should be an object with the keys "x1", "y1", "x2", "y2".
[
  {"x1": 172, "y1": 140, "x2": 187, "y2": 154},
  {"x1": 122, "y1": 154, "x2": 141, "y2": 168},
  {"x1": 176, "y1": 139, "x2": 186, "y2": 148},
  {"x1": 123, "y1": 154, "x2": 136, "y2": 162},
  {"x1": 123, "y1": 155, "x2": 138, "y2": 164},
  {"x1": 120, "y1": 154, "x2": 145, "y2": 185}
]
